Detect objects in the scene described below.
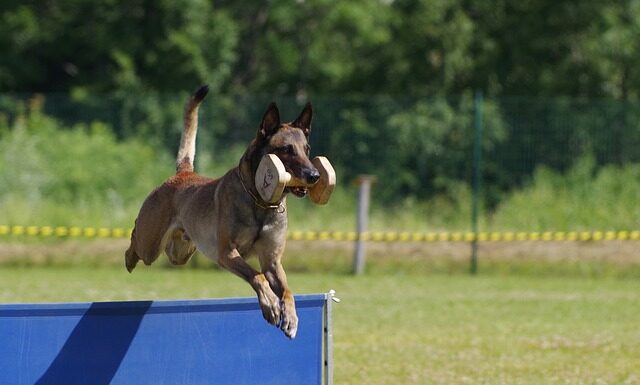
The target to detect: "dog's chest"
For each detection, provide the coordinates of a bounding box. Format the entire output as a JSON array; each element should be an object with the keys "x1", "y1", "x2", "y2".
[{"x1": 235, "y1": 209, "x2": 287, "y2": 256}]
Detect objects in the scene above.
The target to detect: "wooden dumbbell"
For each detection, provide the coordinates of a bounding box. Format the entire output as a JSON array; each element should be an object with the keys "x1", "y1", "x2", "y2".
[{"x1": 255, "y1": 154, "x2": 336, "y2": 205}]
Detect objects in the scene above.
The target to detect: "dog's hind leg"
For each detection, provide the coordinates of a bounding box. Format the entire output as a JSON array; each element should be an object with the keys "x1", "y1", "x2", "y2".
[
  {"x1": 125, "y1": 225, "x2": 171, "y2": 272},
  {"x1": 165, "y1": 228, "x2": 197, "y2": 265},
  {"x1": 125, "y1": 220, "x2": 171, "y2": 272},
  {"x1": 125, "y1": 191, "x2": 174, "y2": 272},
  {"x1": 125, "y1": 226, "x2": 141, "y2": 272}
]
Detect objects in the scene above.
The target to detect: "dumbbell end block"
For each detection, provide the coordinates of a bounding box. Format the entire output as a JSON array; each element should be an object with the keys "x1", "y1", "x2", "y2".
[
  {"x1": 308, "y1": 156, "x2": 336, "y2": 205},
  {"x1": 255, "y1": 154, "x2": 289, "y2": 203}
]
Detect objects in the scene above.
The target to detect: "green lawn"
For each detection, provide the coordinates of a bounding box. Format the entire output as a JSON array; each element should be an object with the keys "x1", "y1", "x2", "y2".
[{"x1": 1, "y1": 266, "x2": 639, "y2": 385}]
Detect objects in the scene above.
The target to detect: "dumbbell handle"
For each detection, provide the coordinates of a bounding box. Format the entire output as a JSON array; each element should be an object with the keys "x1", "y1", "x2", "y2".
[{"x1": 281, "y1": 172, "x2": 318, "y2": 188}]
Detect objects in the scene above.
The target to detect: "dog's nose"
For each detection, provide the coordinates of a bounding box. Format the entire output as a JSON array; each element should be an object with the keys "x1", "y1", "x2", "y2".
[{"x1": 305, "y1": 169, "x2": 320, "y2": 184}]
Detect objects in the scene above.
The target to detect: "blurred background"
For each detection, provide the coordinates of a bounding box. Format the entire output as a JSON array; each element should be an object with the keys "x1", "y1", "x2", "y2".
[
  {"x1": 2, "y1": 2, "x2": 640, "y2": 384},
  {"x1": 1, "y1": 0, "x2": 638, "y2": 274}
]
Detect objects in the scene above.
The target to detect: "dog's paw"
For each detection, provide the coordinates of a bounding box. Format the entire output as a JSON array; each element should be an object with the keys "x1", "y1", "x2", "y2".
[
  {"x1": 258, "y1": 289, "x2": 281, "y2": 327},
  {"x1": 280, "y1": 297, "x2": 298, "y2": 339},
  {"x1": 124, "y1": 248, "x2": 139, "y2": 273}
]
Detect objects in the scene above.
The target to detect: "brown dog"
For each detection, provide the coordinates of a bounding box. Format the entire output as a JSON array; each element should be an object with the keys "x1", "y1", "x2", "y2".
[{"x1": 125, "y1": 85, "x2": 320, "y2": 338}]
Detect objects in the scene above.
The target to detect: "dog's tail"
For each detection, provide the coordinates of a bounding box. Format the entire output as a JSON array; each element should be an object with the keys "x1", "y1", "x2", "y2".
[{"x1": 176, "y1": 85, "x2": 209, "y2": 173}]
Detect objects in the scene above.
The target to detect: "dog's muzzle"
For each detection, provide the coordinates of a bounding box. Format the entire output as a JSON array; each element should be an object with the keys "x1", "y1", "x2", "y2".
[
  {"x1": 287, "y1": 168, "x2": 319, "y2": 198},
  {"x1": 287, "y1": 186, "x2": 308, "y2": 197}
]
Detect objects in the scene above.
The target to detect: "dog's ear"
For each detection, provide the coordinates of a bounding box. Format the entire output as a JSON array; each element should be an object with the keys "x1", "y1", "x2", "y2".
[
  {"x1": 258, "y1": 102, "x2": 281, "y2": 141},
  {"x1": 292, "y1": 102, "x2": 312, "y2": 137}
]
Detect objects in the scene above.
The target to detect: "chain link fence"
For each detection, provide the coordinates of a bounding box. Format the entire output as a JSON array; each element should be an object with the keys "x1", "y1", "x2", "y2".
[{"x1": 1, "y1": 92, "x2": 639, "y2": 232}]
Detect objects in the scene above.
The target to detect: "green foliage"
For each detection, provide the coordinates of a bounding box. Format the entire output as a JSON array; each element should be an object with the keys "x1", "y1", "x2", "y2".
[
  {"x1": 490, "y1": 156, "x2": 640, "y2": 230},
  {"x1": 0, "y1": 0, "x2": 237, "y2": 93},
  {"x1": 3, "y1": 0, "x2": 640, "y2": 99},
  {"x1": 0, "y1": 96, "x2": 171, "y2": 227},
  {"x1": 1, "y1": 100, "x2": 638, "y2": 232},
  {"x1": 385, "y1": 94, "x2": 506, "y2": 200}
]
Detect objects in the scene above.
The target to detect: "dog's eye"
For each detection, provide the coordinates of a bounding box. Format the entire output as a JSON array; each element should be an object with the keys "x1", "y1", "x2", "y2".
[{"x1": 279, "y1": 145, "x2": 295, "y2": 155}]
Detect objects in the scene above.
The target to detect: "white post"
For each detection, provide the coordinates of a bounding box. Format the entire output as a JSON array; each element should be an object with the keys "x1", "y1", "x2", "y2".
[{"x1": 353, "y1": 175, "x2": 375, "y2": 275}]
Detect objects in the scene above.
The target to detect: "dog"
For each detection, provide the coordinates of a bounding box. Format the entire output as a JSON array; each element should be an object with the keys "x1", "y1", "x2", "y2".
[{"x1": 125, "y1": 85, "x2": 320, "y2": 338}]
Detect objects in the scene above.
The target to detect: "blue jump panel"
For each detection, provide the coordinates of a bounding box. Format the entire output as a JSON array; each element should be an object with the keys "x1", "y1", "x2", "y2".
[{"x1": 0, "y1": 294, "x2": 329, "y2": 385}]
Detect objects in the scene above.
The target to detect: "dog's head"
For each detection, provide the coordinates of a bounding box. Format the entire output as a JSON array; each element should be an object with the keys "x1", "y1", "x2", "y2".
[{"x1": 250, "y1": 102, "x2": 319, "y2": 198}]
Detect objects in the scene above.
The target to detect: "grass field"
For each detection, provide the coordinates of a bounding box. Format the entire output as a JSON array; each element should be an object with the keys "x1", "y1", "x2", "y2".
[{"x1": 1, "y1": 265, "x2": 639, "y2": 384}]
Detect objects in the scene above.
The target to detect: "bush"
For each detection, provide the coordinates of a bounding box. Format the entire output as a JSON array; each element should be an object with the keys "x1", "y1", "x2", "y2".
[
  {"x1": 0, "y1": 96, "x2": 172, "y2": 227},
  {"x1": 489, "y1": 156, "x2": 640, "y2": 230}
]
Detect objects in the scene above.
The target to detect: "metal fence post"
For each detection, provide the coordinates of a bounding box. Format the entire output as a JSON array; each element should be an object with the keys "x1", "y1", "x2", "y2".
[
  {"x1": 470, "y1": 91, "x2": 484, "y2": 275},
  {"x1": 353, "y1": 175, "x2": 375, "y2": 275}
]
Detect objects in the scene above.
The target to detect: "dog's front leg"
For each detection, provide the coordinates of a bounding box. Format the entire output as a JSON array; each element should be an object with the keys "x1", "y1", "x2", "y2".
[
  {"x1": 217, "y1": 247, "x2": 281, "y2": 326},
  {"x1": 261, "y1": 258, "x2": 298, "y2": 339}
]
